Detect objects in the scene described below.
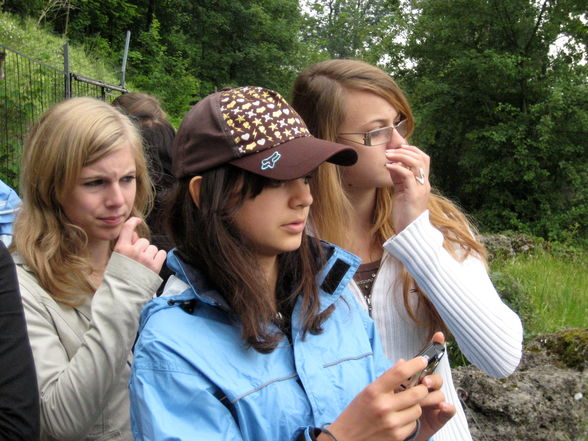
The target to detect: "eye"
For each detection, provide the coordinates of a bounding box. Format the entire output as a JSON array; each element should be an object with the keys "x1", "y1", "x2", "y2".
[
  {"x1": 121, "y1": 175, "x2": 136, "y2": 183},
  {"x1": 83, "y1": 180, "x2": 104, "y2": 187},
  {"x1": 266, "y1": 179, "x2": 283, "y2": 188},
  {"x1": 369, "y1": 127, "x2": 389, "y2": 141},
  {"x1": 303, "y1": 174, "x2": 313, "y2": 184}
]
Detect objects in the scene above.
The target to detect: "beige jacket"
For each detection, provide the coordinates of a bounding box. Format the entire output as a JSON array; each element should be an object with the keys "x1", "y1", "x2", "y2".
[{"x1": 14, "y1": 252, "x2": 162, "y2": 441}]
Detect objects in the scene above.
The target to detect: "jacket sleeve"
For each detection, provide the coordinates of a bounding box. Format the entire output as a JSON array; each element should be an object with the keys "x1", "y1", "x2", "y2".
[
  {"x1": 130, "y1": 355, "x2": 244, "y2": 440},
  {"x1": 0, "y1": 243, "x2": 39, "y2": 441},
  {"x1": 383, "y1": 211, "x2": 523, "y2": 378},
  {"x1": 19, "y1": 252, "x2": 161, "y2": 441}
]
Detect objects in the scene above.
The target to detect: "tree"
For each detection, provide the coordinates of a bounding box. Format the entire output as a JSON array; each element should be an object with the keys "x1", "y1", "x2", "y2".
[
  {"x1": 301, "y1": 0, "x2": 402, "y2": 61},
  {"x1": 403, "y1": 0, "x2": 588, "y2": 240}
]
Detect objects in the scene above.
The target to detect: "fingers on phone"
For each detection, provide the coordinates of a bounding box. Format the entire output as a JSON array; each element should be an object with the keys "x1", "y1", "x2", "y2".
[
  {"x1": 376, "y1": 358, "x2": 428, "y2": 393},
  {"x1": 419, "y1": 389, "x2": 446, "y2": 408},
  {"x1": 431, "y1": 331, "x2": 445, "y2": 345}
]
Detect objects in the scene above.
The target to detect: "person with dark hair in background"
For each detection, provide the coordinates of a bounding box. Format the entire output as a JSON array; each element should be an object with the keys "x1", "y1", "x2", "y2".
[
  {"x1": 0, "y1": 241, "x2": 39, "y2": 441},
  {"x1": 113, "y1": 93, "x2": 176, "y2": 280}
]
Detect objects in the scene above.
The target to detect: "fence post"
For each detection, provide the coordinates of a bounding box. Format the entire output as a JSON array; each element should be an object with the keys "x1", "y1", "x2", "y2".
[
  {"x1": 0, "y1": 49, "x2": 5, "y2": 81},
  {"x1": 63, "y1": 43, "x2": 71, "y2": 98},
  {"x1": 121, "y1": 30, "x2": 131, "y2": 88}
]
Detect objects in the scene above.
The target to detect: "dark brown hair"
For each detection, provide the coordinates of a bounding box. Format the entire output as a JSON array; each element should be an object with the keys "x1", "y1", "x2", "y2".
[{"x1": 167, "y1": 165, "x2": 332, "y2": 353}]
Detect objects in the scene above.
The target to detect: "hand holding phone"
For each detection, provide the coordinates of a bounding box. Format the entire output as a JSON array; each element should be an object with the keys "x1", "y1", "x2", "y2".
[{"x1": 399, "y1": 342, "x2": 445, "y2": 391}]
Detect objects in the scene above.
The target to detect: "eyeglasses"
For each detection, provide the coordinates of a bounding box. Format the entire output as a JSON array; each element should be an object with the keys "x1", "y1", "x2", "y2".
[{"x1": 338, "y1": 119, "x2": 408, "y2": 146}]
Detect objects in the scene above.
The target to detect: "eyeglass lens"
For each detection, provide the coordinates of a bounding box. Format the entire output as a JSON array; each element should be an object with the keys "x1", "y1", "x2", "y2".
[{"x1": 367, "y1": 121, "x2": 407, "y2": 146}]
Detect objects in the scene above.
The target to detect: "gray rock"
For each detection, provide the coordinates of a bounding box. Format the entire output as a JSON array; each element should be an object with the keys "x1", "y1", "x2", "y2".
[
  {"x1": 452, "y1": 330, "x2": 588, "y2": 441},
  {"x1": 479, "y1": 233, "x2": 540, "y2": 260}
]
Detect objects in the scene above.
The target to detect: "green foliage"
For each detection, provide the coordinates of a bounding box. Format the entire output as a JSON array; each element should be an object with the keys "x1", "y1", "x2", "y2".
[
  {"x1": 184, "y1": 0, "x2": 304, "y2": 98},
  {"x1": 125, "y1": 17, "x2": 198, "y2": 125},
  {"x1": 0, "y1": 12, "x2": 127, "y2": 187},
  {"x1": 6, "y1": 0, "x2": 306, "y2": 119},
  {"x1": 301, "y1": 0, "x2": 401, "y2": 60},
  {"x1": 0, "y1": 13, "x2": 120, "y2": 82},
  {"x1": 403, "y1": 0, "x2": 588, "y2": 241}
]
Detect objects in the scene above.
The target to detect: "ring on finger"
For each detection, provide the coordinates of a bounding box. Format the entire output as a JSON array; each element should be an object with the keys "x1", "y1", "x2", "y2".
[{"x1": 415, "y1": 167, "x2": 425, "y2": 185}]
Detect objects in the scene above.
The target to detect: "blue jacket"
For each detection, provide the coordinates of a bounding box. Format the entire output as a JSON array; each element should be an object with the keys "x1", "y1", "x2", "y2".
[{"x1": 129, "y1": 244, "x2": 392, "y2": 441}]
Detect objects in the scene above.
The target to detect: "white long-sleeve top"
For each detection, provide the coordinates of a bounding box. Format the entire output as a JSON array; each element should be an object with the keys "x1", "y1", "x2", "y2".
[{"x1": 349, "y1": 210, "x2": 523, "y2": 441}]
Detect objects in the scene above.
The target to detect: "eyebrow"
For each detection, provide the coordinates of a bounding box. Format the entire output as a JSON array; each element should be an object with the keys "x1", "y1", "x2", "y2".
[
  {"x1": 360, "y1": 112, "x2": 402, "y2": 132},
  {"x1": 79, "y1": 169, "x2": 137, "y2": 181}
]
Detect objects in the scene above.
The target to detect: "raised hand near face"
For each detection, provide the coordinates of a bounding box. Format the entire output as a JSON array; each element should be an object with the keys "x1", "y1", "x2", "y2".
[
  {"x1": 385, "y1": 144, "x2": 431, "y2": 234},
  {"x1": 114, "y1": 217, "x2": 167, "y2": 274}
]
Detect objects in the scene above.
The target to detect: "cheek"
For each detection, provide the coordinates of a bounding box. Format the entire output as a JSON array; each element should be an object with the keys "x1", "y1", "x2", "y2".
[
  {"x1": 343, "y1": 150, "x2": 385, "y2": 181},
  {"x1": 125, "y1": 183, "x2": 138, "y2": 204}
]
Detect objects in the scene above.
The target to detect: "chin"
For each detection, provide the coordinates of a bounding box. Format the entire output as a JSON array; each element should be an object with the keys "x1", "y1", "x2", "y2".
[{"x1": 282, "y1": 239, "x2": 303, "y2": 253}]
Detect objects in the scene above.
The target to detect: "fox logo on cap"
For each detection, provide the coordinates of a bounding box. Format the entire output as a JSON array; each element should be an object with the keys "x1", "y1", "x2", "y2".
[{"x1": 260, "y1": 151, "x2": 281, "y2": 170}]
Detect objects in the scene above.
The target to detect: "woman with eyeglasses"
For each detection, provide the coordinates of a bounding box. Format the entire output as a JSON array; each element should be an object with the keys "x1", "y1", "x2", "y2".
[{"x1": 291, "y1": 59, "x2": 523, "y2": 441}]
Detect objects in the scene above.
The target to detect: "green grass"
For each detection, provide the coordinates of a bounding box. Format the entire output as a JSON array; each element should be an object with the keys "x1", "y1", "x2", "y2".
[
  {"x1": 448, "y1": 245, "x2": 587, "y2": 367},
  {"x1": 491, "y1": 249, "x2": 588, "y2": 336},
  {"x1": 0, "y1": 12, "x2": 121, "y2": 84}
]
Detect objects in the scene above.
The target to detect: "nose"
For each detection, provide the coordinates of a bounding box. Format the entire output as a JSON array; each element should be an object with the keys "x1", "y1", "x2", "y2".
[
  {"x1": 288, "y1": 178, "x2": 313, "y2": 208},
  {"x1": 386, "y1": 127, "x2": 406, "y2": 148},
  {"x1": 106, "y1": 183, "x2": 125, "y2": 207}
]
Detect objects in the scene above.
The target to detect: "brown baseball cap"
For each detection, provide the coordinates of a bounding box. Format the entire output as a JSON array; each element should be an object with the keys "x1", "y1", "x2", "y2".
[{"x1": 172, "y1": 86, "x2": 357, "y2": 180}]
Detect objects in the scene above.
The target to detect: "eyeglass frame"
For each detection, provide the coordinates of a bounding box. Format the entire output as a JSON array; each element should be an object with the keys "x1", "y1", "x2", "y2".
[{"x1": 337, "y1": 119, "x2": 408, "y2": 146}]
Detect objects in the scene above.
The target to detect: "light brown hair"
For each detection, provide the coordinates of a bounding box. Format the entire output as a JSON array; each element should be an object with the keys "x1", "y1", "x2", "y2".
[
  {"x1": 13, "y1": 97, "x2": 153, "y2": 306},
  {"x1": 291, "y1": 59, "x2": 487, "y2": 338}
]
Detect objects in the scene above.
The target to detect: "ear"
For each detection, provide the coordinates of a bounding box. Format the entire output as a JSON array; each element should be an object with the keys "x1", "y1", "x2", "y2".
[{"x1": 188, "y1": 176, "x2": 203, "y2": 208}]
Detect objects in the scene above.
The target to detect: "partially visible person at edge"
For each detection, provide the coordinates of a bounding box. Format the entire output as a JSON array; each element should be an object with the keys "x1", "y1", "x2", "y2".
[
  {"x1": 0, "y1": 178, "x2": 21, "y2": 247},
  {"x1": 290, "y1": 59, "x2": 523, "y2": 441},
  {"x1": 0, "y1": 241, "x2": 39, "y2": 441},
  {"x1": 112, "y1": 92, "x2": 176, "y2": 253},
  {"x1": 129, "y1": 86, "x2": 456, "y2": 441},
  {"x1": 11, "y1": 97, "x2": 166, "y2": 441}
]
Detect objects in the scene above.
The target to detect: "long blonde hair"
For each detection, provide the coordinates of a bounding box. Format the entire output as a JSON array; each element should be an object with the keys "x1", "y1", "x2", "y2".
[
  {"x1": 291, "y1": 59, "x2": 487, "y2": 337},
  {"x1": 12, "y1": 97, "x2": 153, "y2": 306}
]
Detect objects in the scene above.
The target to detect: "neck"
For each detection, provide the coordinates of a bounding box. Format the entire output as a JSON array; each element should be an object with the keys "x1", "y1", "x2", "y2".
[
  {"x1": 87, "y1": 240, "x2": 112, "y2": 287},
  {"x1": 258, "y1": 255, "x2": 279, "y2": 309},
  {"x1": 345, "y1": 187, "x2": 383, "y2": 263}
]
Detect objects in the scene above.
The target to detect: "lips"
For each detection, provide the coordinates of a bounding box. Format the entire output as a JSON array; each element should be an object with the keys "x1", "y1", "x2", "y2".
[
  {"x1": 98, "y1": 215, "x2": 125, "y2": 226},
  {"x1": 281, "y1": 219, "x2": 306, "y2": 234}
]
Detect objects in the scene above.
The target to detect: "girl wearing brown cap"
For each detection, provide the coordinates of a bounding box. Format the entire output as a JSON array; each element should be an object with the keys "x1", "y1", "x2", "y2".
[
  {"x1": 291, "y1": 59, "x2": 523, "y2": 440},
  {"x1": 129, "y1": 86, "x2": 455, "y2": 441}
]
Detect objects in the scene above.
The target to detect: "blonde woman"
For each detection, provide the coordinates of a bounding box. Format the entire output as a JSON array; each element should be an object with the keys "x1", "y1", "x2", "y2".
[
  {"x1": 291, "y1": 59, "x2": 523, "y2": 440},
  {"x1": 11, "y1": 97, "x2": 166, "y2": 441}
]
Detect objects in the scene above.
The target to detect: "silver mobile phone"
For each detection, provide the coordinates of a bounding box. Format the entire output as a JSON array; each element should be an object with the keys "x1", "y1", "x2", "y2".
[{"x1": 399, "y1": 342, "x2": 445, "y2": 390}]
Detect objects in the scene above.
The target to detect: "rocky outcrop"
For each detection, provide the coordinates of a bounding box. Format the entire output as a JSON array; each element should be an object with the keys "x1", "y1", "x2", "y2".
[
  {"x1": 452, "y1": 329, "x2": 588, "y2": 441},
  {"x1": 479, "y1": 233, "x2": 540, "y2": 259}
]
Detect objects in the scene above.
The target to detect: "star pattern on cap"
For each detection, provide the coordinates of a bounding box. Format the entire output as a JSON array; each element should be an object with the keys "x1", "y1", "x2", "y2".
[{"x1": 219, "y1": 87, "x2": 310, "y2": 156}]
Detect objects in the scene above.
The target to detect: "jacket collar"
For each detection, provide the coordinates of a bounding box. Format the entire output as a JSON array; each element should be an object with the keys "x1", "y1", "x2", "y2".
[
  {"x1": 165, "y1": 242, "x2": 360, "y2": 314},
  {"x1": 166, "y1": 249, "x2": 230, "y2": 311}
]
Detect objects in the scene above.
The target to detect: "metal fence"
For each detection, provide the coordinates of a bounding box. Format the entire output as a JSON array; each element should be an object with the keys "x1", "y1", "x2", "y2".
[{"x1": 0, "y1": 43, "x2": 127, "y2": 188}]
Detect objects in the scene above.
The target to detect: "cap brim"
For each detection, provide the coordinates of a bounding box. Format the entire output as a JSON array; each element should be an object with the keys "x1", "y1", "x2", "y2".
[{"x1": 230, "y1": 136, "x2": 357, "y2": 180}]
